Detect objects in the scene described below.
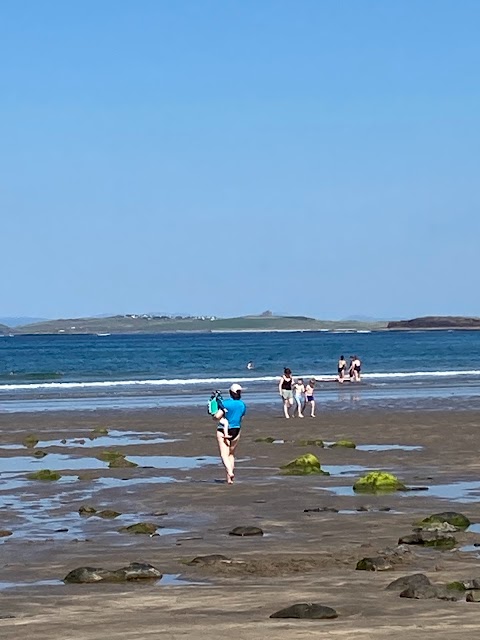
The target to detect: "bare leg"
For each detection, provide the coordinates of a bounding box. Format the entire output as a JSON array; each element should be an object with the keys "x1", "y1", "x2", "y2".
[
  {"x1": 216, "y1": 431, "x2": 234, "y2": 482},
  {"x1": 310, "y1": 400, "x2": 316, "y2": 418},
  {"x1": 283, "y1": 398, "x2": 290, "y2": 419},
  {"x1": 229, "y1": 434, "x2": 241, "y2": 481},
  {"x1": 295, "y1": 397, "x2": 304, "y2": 418}
]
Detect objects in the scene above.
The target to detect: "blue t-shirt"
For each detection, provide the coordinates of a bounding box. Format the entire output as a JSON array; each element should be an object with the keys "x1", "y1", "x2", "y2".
[{"x1": 220, "y1": 398, "x2": 246, "y2": 428}]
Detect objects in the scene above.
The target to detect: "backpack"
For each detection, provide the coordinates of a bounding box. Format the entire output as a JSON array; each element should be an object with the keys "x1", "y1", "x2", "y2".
[{"x1": 207, "y1": 390, "x2": 225, "y2": 416}]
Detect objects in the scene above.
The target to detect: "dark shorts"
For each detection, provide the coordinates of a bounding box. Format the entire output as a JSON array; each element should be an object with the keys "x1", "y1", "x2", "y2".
[
  {"x1": 306, "y1": 395, "x2": 314, "y2": 402},
  {"x1": 338, "y1": 368, "x2": 345, "y2": 375},
  {"x1": 217, "y1": 427, "x2": 241, "y2": 440}
]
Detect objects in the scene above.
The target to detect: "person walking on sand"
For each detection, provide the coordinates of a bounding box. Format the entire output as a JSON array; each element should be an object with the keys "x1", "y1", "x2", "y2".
[
  {"x1": 278, "y1": 367, "x2": 294, "y2": 419},
  {"x1": 337, "y1": 355, "x2": 347, "y2": 383},
  {"x1": 294, "y1": 378, "x2": 305, "y2": 417},
  {"x1": 305, "y1": 378, "x2": 316, "y2": 417},
  {"x1": 214, "y1": 383, "x2": 246, "y2": 484}
]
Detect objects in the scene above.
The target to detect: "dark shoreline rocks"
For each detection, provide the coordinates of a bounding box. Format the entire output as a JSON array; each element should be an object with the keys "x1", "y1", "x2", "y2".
[
  {"x1": 270, "y1": 603, "x2": 338, "y2": 619},
  {"x1": 229, "y1": 526, "x2": 263, "y2": 537},
  {"x1": 64, "y1": 562, "x2": 162, "y2": 584}
]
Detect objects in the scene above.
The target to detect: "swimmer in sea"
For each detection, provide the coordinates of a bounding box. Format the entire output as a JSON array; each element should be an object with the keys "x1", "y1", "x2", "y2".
[
  {"x1": 304, "y1": 378, "x2": 316, "y2": 418},
  {"x1": 246, "y1": 361, "x2": 254, "y2": 370},
  {"x1": 337, "y1": 355, "x2": 347, "y2": 383},
  {"x1": 214, "y1": 383, "x2": 246, "y2": 484}
]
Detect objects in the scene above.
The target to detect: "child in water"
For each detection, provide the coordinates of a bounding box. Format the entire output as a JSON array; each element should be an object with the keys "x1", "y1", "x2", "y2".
[{"x1": 305, "y1": 378, "x2": 316, "y2": 418}]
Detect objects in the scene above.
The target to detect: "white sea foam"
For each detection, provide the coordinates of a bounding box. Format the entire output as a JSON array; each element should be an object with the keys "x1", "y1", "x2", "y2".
[{"x1": 0, "y1": 369, "x2": 479, "y2": 392}]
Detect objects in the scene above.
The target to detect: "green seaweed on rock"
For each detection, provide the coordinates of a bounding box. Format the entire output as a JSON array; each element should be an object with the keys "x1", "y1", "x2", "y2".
[
  {"x1": 353, "y1": 471, "x2": 406, "y2": 493},
  {"x1": 280, "y1": 453, "x2": 329, "y2": 476}
]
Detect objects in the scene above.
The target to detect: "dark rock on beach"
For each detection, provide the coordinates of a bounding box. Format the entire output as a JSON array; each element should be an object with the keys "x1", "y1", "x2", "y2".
[
  {"x1": 270, "y1": 603, "x2": 338, "y2": 619},
  {"x1": 398, "y1": 531, "x2": 456, "y2": 549},
  {"x1": 0, "y1": 530, "x2": 13, "y2": 537},
  {"x1": 96, "y1": 509, "x2": 121, "y2": 519},
  {"x1": 189, "y1": 554, "x2": 231, "y2": 566},
  {"x1": 466, "y1": 591, "x2": 480, "y2": 602},
  {"x1": 386, "y1": 573, "x2": 432, "y2": 591},
  {"x1": 419, "y1": 512, "x2": 471, "y2": 530},
  {"x1": 330, "y1": 440, "x2": 356, "y2": 449},
  {"x1": 32, "y1": 450, "x2": 48, "y2": 458},
  {"x1": 79, "y1": 505, "x2": 97, "y2": 516},
  {"x1": 304, "y1": 507, "x2": 339, "y2": 513},
  {"x1": 356, "y1": 556, "x2": 393, "y2": 571},
  {"x1": 280, "y1": 454, "x2": 329, "y2": 476},
  {"x1": 22, "y1": 434, "x2": 39, "y2": 448},
  {"x1": 400, "y1": 585, "x2": 461, "y2": 601},
  {"x1": 229, "y1": 526, "x2": 264, "y2": 537},
  {"x1": 64, "y1": 562, "x2": 162, "y2": 584},
  {"x1": 119, "y1": 522, "x2": 158, "y2": 535}
]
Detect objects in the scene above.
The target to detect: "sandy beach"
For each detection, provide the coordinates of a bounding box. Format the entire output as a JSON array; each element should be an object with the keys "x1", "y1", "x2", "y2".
[{"x1": 1, "y1": 407, "x2": 480, "y2": 639}]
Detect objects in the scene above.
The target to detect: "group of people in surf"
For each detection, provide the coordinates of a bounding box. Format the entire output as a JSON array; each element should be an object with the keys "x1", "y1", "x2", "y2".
[
  {"x1": 278, "y1": 355, "x2": 362, "y2": 419},
  {"x1": 337, "y1": 354, "x2": 362, "y2": 384}
]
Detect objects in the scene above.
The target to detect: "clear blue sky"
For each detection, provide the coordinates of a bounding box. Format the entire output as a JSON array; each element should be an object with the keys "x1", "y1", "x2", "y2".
[{"x1": 1, "y1": 0, "x2": 479, "y2": 320}]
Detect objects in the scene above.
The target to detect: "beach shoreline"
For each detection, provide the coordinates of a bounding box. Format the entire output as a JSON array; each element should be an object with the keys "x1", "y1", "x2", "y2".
[{"x1": 1, "y1": 406, "x2": 480, "y2": 638}]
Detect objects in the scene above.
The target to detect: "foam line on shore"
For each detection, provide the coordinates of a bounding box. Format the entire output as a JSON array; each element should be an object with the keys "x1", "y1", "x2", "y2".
[{"x1": 0, "y1": 369, "x2": 480, "y2": 391}]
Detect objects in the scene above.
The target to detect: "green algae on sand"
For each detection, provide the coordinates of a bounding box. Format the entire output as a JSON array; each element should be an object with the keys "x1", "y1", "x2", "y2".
[{"x1": 27, "y1": 469, "x2": 62, "y2": 481}]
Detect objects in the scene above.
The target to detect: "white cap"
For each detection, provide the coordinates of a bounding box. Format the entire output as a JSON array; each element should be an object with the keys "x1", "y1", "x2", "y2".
[{"x1": 230, "y1": 383, "x2": 243, "y2": 393}]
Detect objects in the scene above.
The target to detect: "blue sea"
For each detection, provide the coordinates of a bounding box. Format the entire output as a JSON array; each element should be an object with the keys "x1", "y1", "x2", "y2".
[{"x1": 0, "y1": 331, "x2": 479, "y2": 413}]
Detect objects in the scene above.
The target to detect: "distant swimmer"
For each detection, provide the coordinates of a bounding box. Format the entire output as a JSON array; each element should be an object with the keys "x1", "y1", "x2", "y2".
[
  {"x1": 337, "y1": 355, "x2": 347, "y2": 383},
  {"x1": 246, "y1": 361, "x2": 254, "y2": 370},
  {"x1": 279, "y1": 367, "x2": 294, "y2": 419}
]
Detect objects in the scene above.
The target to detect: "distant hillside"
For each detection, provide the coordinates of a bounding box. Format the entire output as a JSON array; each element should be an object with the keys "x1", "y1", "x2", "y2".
[
  {"x1": 388, "y1": 316, "x2": 480, "y2": 329},
  {"x1": 0, "y1": 323, "x2": 12, "y2": 335},
  {"x1": 15, "y1": 314, "x2": 388, "y2": 335}
]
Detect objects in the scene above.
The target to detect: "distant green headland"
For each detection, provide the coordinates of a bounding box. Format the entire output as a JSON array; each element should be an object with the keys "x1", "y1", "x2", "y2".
[
  {"x1": 1, "y1": 314, "x2": 479, "y2": 335},
  {"x1": 6, "y1": 313, "x2": 387, "y2": 335}
]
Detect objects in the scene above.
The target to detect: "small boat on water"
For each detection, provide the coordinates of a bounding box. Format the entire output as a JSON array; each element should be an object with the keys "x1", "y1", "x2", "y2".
[{"x1": 96, "y1": 333, "x2": 111, "y2": 336}]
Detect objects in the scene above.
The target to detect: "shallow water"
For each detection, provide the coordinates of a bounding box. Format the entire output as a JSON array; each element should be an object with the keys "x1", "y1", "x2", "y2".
[
  {"x1": 0, "y1": 453, "x2": 220, "y2": 475},
  {"x1": 322, "y1": 465, "x2": 369, "y2": 477},
  {"x1": 356, "y1": 444, "x2": 423, "y2": 452},
  {"x1": 320, "y1": 480, "x2": 480, "y2": 503},
  {"x1": 38, "y1": 430, "x2": 178, "y2": 449},
  {"x1": 0, "y1": 575, "x2": 206, "y2": 590}
]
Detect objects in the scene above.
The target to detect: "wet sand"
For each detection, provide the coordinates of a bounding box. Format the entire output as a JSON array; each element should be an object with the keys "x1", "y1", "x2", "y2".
[{"x1": 1, "y1": 407, "x2": 480, "y2": 639}]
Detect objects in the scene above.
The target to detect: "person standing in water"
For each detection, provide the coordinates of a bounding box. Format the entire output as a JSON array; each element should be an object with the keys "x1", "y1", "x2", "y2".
[
  {"x1": 214, "y1": 383, "x2": 246, "y2": 484},
  {"x1": 304, "y1": 378, "x2": 316, "y2": 417},
  {"x1": 348, "y1": 356, "x2": 355, "y2": 382},
  {"x1": 337, "y1": 355, "x2": 347, "y2": 383},
  {"x1": 294, "y1": 378, "x2": 305, "y2": 418},
  {"x1": 278, "y1": 367, "x2": 294, "y2": 419},
  {"x1": 352, "y1": 355, "x2": 362, "y2": 382}
]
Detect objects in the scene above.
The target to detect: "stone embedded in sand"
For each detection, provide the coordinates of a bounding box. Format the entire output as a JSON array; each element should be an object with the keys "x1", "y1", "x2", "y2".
[
  {"x1": 96, "y1": 510, "x2": 121, "y2": 519},
  {"x1": 119, "y1": 522, "x2": 158, "y2": 535},
  {"x1": 108, "y1": 457, "x2": 138, "y2": 468},
  {"x1": 398, "y1": 532, "x2": 456, "y2": 549},
  {"x1": 270, "y1": 603, "x2": 338, "y2": 619},
  {"x1": 330, "y1": 440, "x2": 356, "y2": 449},
  {"x1": 356, "y1": 556, "x2": 393, "y2": 571},
  {"x1": 280, "y1": 453, "x2": 329, "y2": 476},
  {"x1": 0, "y1": 530, "x2": 13, "y2": 537},
  {"x1": 400, "y1": 585, "x2": 460, "y2": 601},
  {"x1": 462, "y1": 578, "x2": 480, "y2": 590},
  {"x1": 254, "y1": 437, "x2": 276, "y2": 443},
  {"x1": 98, "y1": 450, "x2": 124, "y2": 463},
  {"x1": 229, "y1": 526, "x2": 264, "y2": 537},
  {"x1": 466, "y1": 591, "x2": 480, "y2": 602},
  {"x1": 90, "y1": 427, "x2": 109, "y2": 438},
  {"x1": 298, "y1": 439, "x2": 324, "y2": 447},
  {"x1": 32, "y1": 450, "x2": 48, "y2": 458},
  {"x1": 189, "y1": 555, "x2": 231, "y2": 565},
  {"x1": 419, "y1": 512, "x2": 471, "y2": 530},
  {"x1": 63, "y1": 562, "x2": 162, "y2": 584},
  {"x1": 353, "y1": 471, "x2": 406, "y2": 493},
  {"x1": 79, "y1": 505, "x2": 97, "y2": 516},
  {"x1": 386, "y1": 573, "x2": 432, "y2": 591},
  {"x1": 22, "y1": 434, "x2": 39, "y2": 449},
  {"x1": 26, "y1": 469, "x2": 61, "y2": 481}
]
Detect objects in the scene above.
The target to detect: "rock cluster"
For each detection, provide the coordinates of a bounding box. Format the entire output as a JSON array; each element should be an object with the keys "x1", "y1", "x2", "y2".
[{"x1": 64, "y1": 562, "x2": 162, "y2": 583}]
